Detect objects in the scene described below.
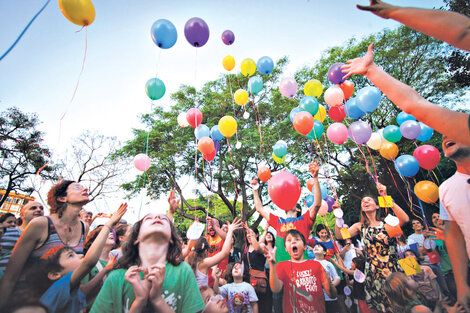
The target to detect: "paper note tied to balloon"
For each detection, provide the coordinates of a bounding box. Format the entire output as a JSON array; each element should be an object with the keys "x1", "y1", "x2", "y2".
[
  {"x1": 398, "y1": 257, "x2": 422, "y2": 276},
  {"x1": 187, "y1": 222, "x2": 205, "y2": 240},
  {"x1": 378, "y1": 196, "x2": 393, "y2": 208},
  {"x1": 384, "y1": 223, "x2": 403, "y2": 238},
  {"x1": 340, "y1": 228, "x2": 351, "y2": 239}
]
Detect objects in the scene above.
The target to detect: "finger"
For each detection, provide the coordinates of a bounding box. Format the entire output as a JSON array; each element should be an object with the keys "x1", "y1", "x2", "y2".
[
  {"x1": 367, "y1": 43, "x2": 375, "y2": 54},
  {"x1": 356, "y1": 5, "x2": 376, "y2": 12},
  {"x1": 342, "y1": 72, "x2": 352, "y2": 80}
]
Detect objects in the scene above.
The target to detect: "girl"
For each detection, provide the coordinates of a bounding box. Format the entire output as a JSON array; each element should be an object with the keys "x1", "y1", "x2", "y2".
[
  {"x1": 199, "y1": 286, "x2": 229, "y2": 313},
  {"x1": 309, "y1": 224, "x2": 340, "y2": 261},
  {"x1": 108, "y1": 223, "x2": 131, "y2": 260}
]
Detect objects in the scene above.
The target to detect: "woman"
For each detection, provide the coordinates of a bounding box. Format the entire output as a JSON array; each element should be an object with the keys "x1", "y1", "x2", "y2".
[
  {"x1": 0, "y1": 180, "x2": 91, "y2": 307},
  {"x1": 335, "y1": 182, "x2": 409, "y2": 313}
]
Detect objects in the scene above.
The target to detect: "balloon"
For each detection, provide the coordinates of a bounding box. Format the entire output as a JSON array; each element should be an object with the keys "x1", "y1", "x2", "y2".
[
  {"x1": 186, "y1": 108, "x2": 203, "y2": 128},
  {"x1": 273, "y1": 140, "x2": 288, "y2": 158},
  {"x1": 194, "y1": 124, "x2": 210, "y2": 140},
  {"x1": 349, "y1": 121, "x2": 372, "y2": 144},
  {"x1": 221, "y1": 30, "x2": 234, "y2": 45},
  {"x1": 241, "y1": 58, "x2": 256, "y2": 77},
  {"x1": 203, "y1": 149, "x2": 216, "y2": 162},
  {"x1": 318, "y1": 184, "x2": 328, "y2": 200},
  {"x1": 222, "y1": 55, "x2": 235, "y2": 71},
  {"x1": 299, "y1": 97, "x2": 319, "y2": 116},
  {"x1": 177, "y1": 112, "x2": 189, "y2": 127},
  {"x1": 324, "y1": 86, "x2": 345, "y2": 107},
  {"x1": 58, "y1": 0, "x2": 95, "y2": 26},
  {"x1": 328, "y1": 105, "x2": 346, "y2": 122},
  {"x1": 314, "y1": 105, "x2": 327, "y2": 123},
  {"x1": 327, "y1": 123, "x2": 348, "y2": 145},
  {"x1": 289, "y1": 107, "x2": 301, "y2": 123},
  {"x1": 339, "y1": 80, "x2": 354, "y2": 100},
  {"x1": 293, "y1": 111, "x2": 314, "y2": 136},
  {"x1": 184, "y1": 17, "x2": 209, "y2": 47},
  {"x1": 307, "y1": 178, "x2": 314, "y2": 192},
  {"x1": 305, "y1": 194, "x2": 315, "y2": 208},
  {"x1": 198, "y1": 137, "x2": 215, "y2": 155},
  {"x1": 318, "y1": 200, "x2": 328, "y2": 216},
  {"x1": 145, "y1": 78, "x2": 165, "y2": 100},
  {"x1": 327, "y1": 62, "x2": 347, "y2": 84},
  {"x1": 367, "y1": 132, "x2": 384, "y2": 150},
  {"x1": 234, "y1": 89, "x2": 249, "y2": 106},
  {"x1": 304, "y1": 79, "x2": 323, "y2": 98},
  {"x1": 400, "y1": 120, "x2": 421, "y2": 139},
  {"x1": 150, "y1": 19, "x2": 177, "y2": 49},
  {"x1": 218, "y1": 116, "x2": 237, "y2": 137},
  {"x1": 248, "y1": 76, "x2": 263, "y2": 95},
  {"x1": 414, "y1": 181, "x2": 439, "y2": 203},
  {"x1": 383, "y1": 125, "x2": 402, "y2": 143},
  {"x1": 306, "y1": 120, "x2": 324, "y2": 140},
  {"x1": 268, "y1": 171, "x2": 301, "y2": 211},
  {"x1": 356, "y1": 86, "x2": 382, "y2": 113},
  {"x1": 257, "y1": 56, "x2": 274, "y2": 75},
  {"x1": 325, "y1": 195, "x2": 335, "y2": 211},
  {"x1": 380, "y1": 142, "x2": 399, "y2": 160},
  {"x1": 397, "y1": 111, "x2": 416, "y2": 125},
  {"x1": 413, "y1": 145, "x2": 441, "y2": 170},
  {"x1": 395, "y1": 155, "x2": 420, "y2": 177},
  {"x1": 279, "y1": 77, "x2": 298, "y2": 98},
  {"x1": 258, "y1": 166, "x2": 271, "y2": 182},
  {"x1": 272, "y1": 152, "x2": 286, "y2": 164},
  {"x1": 133, "y1": 154, "x2": 151, "y2": 172},
  {"x1": 214, "y1": 140, "x2": 220, "y2": 153},
  {"x1": 210, "y1": 125, "x2": 224, "y2": 141},
  {"x1": 416, "y1": 123, "x2": 434, "y2": 142},
  {"x1": 344, "y1": 98, "x2": 365, "y2": 119}
]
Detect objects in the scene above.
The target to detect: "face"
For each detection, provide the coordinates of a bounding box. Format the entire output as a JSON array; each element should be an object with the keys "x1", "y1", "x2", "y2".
[
  {"x1": 404, "y1": 250, "x2": 417, "y2": 261},
  {"x1": 201, "y1": 289, "x2": 228, "y2": 313},
  {"x1": 62, "y1": 183, "x2": 90, "y2": 205},
  {"x1": 411, "y1": 220, "x2": 423, "y2": 232},
  {"x1": 232, "y1": 263, "x2": 243, "y2": 278},
  {"x1": 361, "y1": 197, "x2": 378, "y2": 212},
  {"x1": 221, "y1": 224, "x2": 228, "y2": 233},
  {"x1": 285, "y1": 233, "x2": 305, "y2": 261},
  {"x1": 106, "y1": 231, "x2": 115, "y2": 246},
  {"x1": 266, "y1": 232, "x2": 274, "y2": 242},
  {"x1": 312, "y1": 244, "x2": 326, "y2": 256},
  {"x1": 442, "y1": 135, "x2": 470, "y2": 160},
  {"x1": 79, "y1": 211, "x2": 93, "y2": 225},
  {"x1": 21, "y1": 201, "x2": 44, "y2": 224},
  {"x1": 431, "y1": 213, "x2": 443, "y2": 227},
  {"x1": 58, "y1": 249, "x2": 83, "y2": 276},
  {"x1": 2, "y1": 216, "x2": 17, "y2": 228},
  {"x1": 317, "y1": 229, "x2": 329, "y2": 241},
  {"x1": 138, "y1": 213, "x2": 172, "y2": 242}
]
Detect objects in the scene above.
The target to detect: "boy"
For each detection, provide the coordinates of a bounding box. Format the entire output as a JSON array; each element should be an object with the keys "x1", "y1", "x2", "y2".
[
  {"x1": 312, "y1": 243, "x2": 341, "y2": 313},
  {"x1": 266, "y1": 229, "x2": 337, "y2": 313}
]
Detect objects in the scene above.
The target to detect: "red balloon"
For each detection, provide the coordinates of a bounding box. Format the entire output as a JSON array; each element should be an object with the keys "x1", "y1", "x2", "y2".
[
  {"x1": 203, "y1": 149, "x2": 216, "y2": 162},
  {"x1": 413, "y1": 145, "x2": 440, "y2": 170},
  {"x1": 258, "y1": 166, "x2": 271, "y2": 183},
  {"x1": 328, "y1": 105, "x2": 346, "y2": 122},
  {"x1": 339, "y1": 80, "x2": 354, "y2": 100},
  {"x1": 293, "y1": 111, "x2": 314, "y2": 135},
  {"x1": 306, "y1": 178, "x2": 314, "y2": 192},
  {"x1": 268, "y1": 171, "x2": 301, "y2": 211},
  {"x1": 198, "y1": 137, "x2": 214, "y2": 155},
  {"x1": 186, "y1": 108, "x2": 203, "y2": 128}
]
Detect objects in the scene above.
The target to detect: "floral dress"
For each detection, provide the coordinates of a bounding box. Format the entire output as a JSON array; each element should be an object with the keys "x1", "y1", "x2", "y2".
[{"x1": 362, "y1": 222, "x2": 402, "y2": 313}]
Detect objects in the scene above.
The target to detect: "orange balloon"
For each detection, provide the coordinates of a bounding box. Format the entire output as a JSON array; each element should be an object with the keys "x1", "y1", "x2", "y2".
[
  {"x1": 414, "y1": 180, "x2": 439, "y2": 203},
  {"x1": 198, "y1": 137, "x2": 215, "y2": 155},
  {"x1": 339, "y1": 80, "x2": 354, "y2": 100},
  {"x1": 306, "y1": 178, "x2": 314, "y2": 192},
  {"x1": 380, "y1": 142, "x2": 399, "y2": 160},
  {"x1": 293, "y1": 111, "x2": 314, "y2": 136},
  {"x1": 257, "y1": 166, "x2": 271, "y2": 183}
]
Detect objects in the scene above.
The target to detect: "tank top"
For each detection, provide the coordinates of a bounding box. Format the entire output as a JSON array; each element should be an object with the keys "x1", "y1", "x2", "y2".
[{"x1": 195, "y1": 263, "x2": 208, "y2": 287}]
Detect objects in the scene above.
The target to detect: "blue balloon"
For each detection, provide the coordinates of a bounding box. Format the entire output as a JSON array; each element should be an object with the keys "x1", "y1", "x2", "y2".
[
  {"x1": 210, "y1": 125, "x2": 224, "y2": 141},
  {"x1": 396, "y1": 112, "x2": 416, "y2": 125},
  {"x1": 195, "y1": 124, "x2": 210, "y2": 140},
  {"x1": 416, "y1": 122, "x2": 434, "y2": 142},
  {"x1": 305, "y1": 194, "x2": 315, "y2": 208},
  {"x1": 151, "y1": 19, "x2": 177, "y2": 49},
  {"x1": 257, "y1": 56, "x2": 274, "y2": 75},
  {"x1": 289, "y1": 107, "x2": 301, "y2": 123},
  {"x1": 356, "y1": 86, "x2": 382, "y2": 113},
  {"x1": 273, "y1": 140, "x2": 288, "y2": 158},
  {"x1": 248, "y1": 76, "x2": 263, "y2": 95},
  {"x1": 345, "y1": 98, "x2": 365, "y2": 119},
  {"x1": 314, "y1": 184, "x2": 328, "y2": 200},
  {"x1": 214, "y1": 140, "x2": 220, "y2": 152},
  {"x1": 299, "y1": 96, "x2": 319, "y2": 116},
  {"x1": 306, "y1": 120, "x2": 324, "y2": 140},
  {"x1": 394, "y1": 155, "x2": 420, "y2": 177}
]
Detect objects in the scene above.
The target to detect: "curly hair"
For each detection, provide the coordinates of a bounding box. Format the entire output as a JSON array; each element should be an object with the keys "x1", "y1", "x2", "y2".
[
  {"x1": 0, "y1": 213, "x2": 16, "y2": 224},
  {"x1": 47, "y1": 179, "x2": 75, "y2": 218},
  {"x1": 384, "y1": 272, "x2": 419, "y2": 312}
]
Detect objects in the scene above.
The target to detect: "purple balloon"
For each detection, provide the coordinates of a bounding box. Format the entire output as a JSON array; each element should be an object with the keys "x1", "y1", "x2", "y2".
[
  {"x1": 400, "y1": 120, "x2": 421, "y2": 139},
  {"x1": 221, "y1": 30, "x2": 235, "y2": 45},
  {"x1": 327, "y1": 62, "x2": 347, "y2": 85},
  {"x1": 325, "y1": 195, "x2": 335, "y2": 212},
  {"x1": 348, "y1": 121, "x2": 372, "y2": 144},
  {"x1": 214, "y1": 140, "x2": 220, "y2": 153},
  {"x1": 184, "y1": 17, "x2": 210, "y2": 47}
]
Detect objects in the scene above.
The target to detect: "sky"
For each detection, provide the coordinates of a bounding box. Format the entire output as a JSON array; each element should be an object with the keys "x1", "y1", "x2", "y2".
[{"x1": 0, "y1": 0, "x2": 446, "y2": 223}]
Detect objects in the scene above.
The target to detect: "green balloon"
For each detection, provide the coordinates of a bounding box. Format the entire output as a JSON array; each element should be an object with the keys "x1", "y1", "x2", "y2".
[
  {"x1": 299, "y1": 96, "x2": 319, "y2": 116},
  {"x1": 145, "y1": 78, "x2": 166, "y2": 100},
  {"x1": 383, "y1": 125, "x2": 402, "y2": 143}
]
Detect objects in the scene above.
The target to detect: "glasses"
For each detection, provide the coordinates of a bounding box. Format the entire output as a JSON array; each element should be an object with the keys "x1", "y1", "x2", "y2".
[{"x1": 69, "y1": 184, "x2": 86, "y2": 190}]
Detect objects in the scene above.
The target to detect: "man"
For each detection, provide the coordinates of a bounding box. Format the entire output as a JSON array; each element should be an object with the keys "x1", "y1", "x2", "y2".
[
  {"x1": 205, "y1": 216, "x2": 229, "y2": 287},
  {"x1": 79, "y1": 210, "x2": 93, "y2": 227}
]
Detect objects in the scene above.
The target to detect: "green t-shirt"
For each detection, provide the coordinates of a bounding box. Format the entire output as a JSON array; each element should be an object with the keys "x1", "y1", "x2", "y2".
[
  {"x1": 433, "y1": 239, "x2": 452, "y2": 274},
  {"x1": 81, "y1": 259, "x2": 108, "y2": 310},
  {"x1": 90, "y1": 261, "x2": 205, "y2": 313}
]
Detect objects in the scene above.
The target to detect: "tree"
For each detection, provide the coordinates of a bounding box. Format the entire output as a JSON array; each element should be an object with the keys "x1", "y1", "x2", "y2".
[{"x1": 0, "y1": 107, "x2": 57, "y2": 207}]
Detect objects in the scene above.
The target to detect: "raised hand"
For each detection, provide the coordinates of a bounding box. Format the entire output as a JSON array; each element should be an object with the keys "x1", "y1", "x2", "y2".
[
  {"x1": 376, "y1": 182, "x2": 387, "y2": 196},
  {"x1": 428, "y1": 226, "x2": 445, "y2": 241},
  {"x1": 308, "y1": 160, "x2": 319, "y2": 178},
  {"x1": 105, "y1": 254, "x2": 119, "y2": 272},
  {"x1": 356, "y1": 0, "x2": 395, "y2": 19},
  {"x1": 125, "y1": 266, "x2": 150, "y2": 302},
  {"x1": 108, "y1": 203, "x2": 128, "y2": 226},
  {"x1": 264, "y1": 246, "x2": 276, "y2": 264},
  {"x1": 341, "y1": 43, "x2": 375, "y2": 79},
  {"x1": 168, "y1": 190, "x2": 180, "y2": 213},
  {"x1": 228, "y1": 217, "x2": 242, "y2": 232}
]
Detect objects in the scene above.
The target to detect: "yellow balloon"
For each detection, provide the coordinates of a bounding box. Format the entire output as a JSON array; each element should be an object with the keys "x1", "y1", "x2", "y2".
[
  {"x1": 218, "y1": 116, "x2": 237, "y2": 138},
  {"x1": 414, "y1": 180, "x2": 439, "y2": 203},
  {"x1": 304, "y1": 79, "x2": 323, "y2": 98},
  {"x1": 240, "y1": 58, "x2": 256, "y2": 77},
  {"x1": 223, "y1": 55, "x2": 235, "y2": 71},
  {"x1": 379, "y1": 142, "x2": 399, "y2": 160},
  {"x1": 234, "y1": 89, "x2": 249, "y2": 106},
  {"x1": 59, "y1": 0, "x2": 96, "y2": 26},
  {"x1": 313, "y1": 105, "x2": 326, "y2": 123},
  {"x1": 272, "y1": 152, "x2": 286, "y2": 164}
]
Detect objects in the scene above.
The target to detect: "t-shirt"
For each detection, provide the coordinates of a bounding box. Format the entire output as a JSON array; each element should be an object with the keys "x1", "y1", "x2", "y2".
[
  {"x1": 433, "y1": 238, "x2": 452, "y2": 273},
  {"x1": 219, "y1": 281, "x2": 258, "y2": 313},
  {"x1": 318, "y1": 259, "x2": 339, "y2": 301},
  {"x1": 90, "y1": 262, "x2": 205, "y2": 313},
  {"x1": 269, "y1": 212, "x2": 314, "y2": 262},
  {"x1": 40, "y1": 271, "x2": 87, "y2": 313},
  {"x1": 439, "y1": 171, "x2": 470, "y2": 258},
  {"x1": 408, "y1": 265, "x2": 438, "y2": 302},
  {"x1": 307, "y1": 238, "x2": 339, "y2": 261},
  {"x1": 276, "y1": 259, "x2": 326, "y2": 313},
  {"x1": 0, "y1": 228, "x2": 21, "y2": 271},
  {"x1": 80, "y1": 259, "x2": 108, "y2": 310},
  {"x1": 206, "y1": 233, "x2": 228, "y2": 286}
]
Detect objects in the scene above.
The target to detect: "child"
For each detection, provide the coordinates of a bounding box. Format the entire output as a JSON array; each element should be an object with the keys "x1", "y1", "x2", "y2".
[
  {"x1": 384, "y1": 272, "x2": 433, "y2": 313},
  {"x1": 312, "y1": 243, "x2": 341, "y2": 313},
  {"x1": 199, "y1": 285, "x2": 229, "y2": 313},
  {"x1": 213, "y1": 262, "x2": 259, "y2": 313},
  {"x1": 266, "y1": 229, "x2": 337, "y2": 313}
]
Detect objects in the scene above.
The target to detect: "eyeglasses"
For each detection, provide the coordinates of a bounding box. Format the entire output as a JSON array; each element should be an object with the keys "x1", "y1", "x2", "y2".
[{"x1": 69, "y1": 184, "x2": 86, "y2": 191}]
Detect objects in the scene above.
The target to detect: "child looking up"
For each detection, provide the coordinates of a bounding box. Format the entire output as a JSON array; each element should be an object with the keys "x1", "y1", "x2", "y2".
[{"x1": 312, "y1": 243, "x2": 341, "y2": 313}]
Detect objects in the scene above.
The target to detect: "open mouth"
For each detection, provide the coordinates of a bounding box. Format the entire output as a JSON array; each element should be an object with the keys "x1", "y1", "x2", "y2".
[{"x1": 292, "y1": 246, "x2": 298, "y2": 254}]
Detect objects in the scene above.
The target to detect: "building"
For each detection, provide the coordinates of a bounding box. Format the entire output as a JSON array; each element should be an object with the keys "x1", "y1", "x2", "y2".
[{"x1": 0, "y1": 190, "x2": 35, "y2": 215}]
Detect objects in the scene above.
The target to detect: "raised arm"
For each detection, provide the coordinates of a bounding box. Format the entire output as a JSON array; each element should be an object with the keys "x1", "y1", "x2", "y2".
[
  {"x1": 167, "y1": 190, "x2": 180, "y2": 223},
  {"x1": 320, "y1": 266, "x2": 337, "y2": 299},
  {"x1": 252, "y1": 178, "x2": 270, "y2": 222},
  {"x1": 333, "y1": 202, "x2": 361, "y2": 239},
  {"x1": 376, "y1": 183, "x2": 409, "y2": 226},
  {"x1": 265, "y1": 247, "x2": 283, "y2": 293},
  {"x1": 308, "y1": 160, "x2": 322, "y2": 221},
  {"x1": 246, "y1": 225, "x2": 264, "y2": 254},
  {"x1": 80, "y1": 254, "x2": 118, "y2": 296}
]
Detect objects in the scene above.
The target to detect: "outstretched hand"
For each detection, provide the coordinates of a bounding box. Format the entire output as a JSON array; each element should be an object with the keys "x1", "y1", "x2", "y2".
[
  {"x1": 263, "y1": 246, "x2": 276, "y2": 264},
  {"x1": 228, "y1": 217, "x2": 242, "y2": 232},
  {"x1": 356, "y1": 0, "x2": 395, "y2": 19},
  {"x1": 168, "y1": 190, "x2": 180, "y2": 213},
  {"x1": 376, "y1": 182, "x2": 387, "y2": 196},
  {"x1": 308, "y1": 160, "x2": 319, "y2": 178},
  {"x1": 108, "y1": 203, "x2": 128, "y2": 226},
  {"x1": 341, "y1": 43, "x2": 375, "y2": 79}
]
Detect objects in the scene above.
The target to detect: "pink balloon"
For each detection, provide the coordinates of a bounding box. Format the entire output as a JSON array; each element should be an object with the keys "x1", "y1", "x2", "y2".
[
  {"x1": 279, "y1": 77, "x2": 298, "y2": 98},
  {"x1": 327, "y1": 123, "x2": 348, "y2": 145},
  {"x1": 268, "y1": 171, "x2": 301, "y2": 211},
  {"x1": 324, "y1": 85, "x2": 344, "y2": 107},
  {"x1": 133, "y1": 154, "x2": 151, "y2": 172},
  {"x1": 186, "y1": 108, "x2": 203, "y2": 128},
  {"x1": 318, "y1": 200, "x2": 328, "y2": 216},
  {"x1": 413, "y1": 145, "x2": 441, "y2": 170}
]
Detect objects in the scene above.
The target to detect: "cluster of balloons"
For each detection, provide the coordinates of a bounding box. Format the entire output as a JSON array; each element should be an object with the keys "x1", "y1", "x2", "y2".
[{"x1": 272, "y1": 140, "x2": 288, "y2": 164}]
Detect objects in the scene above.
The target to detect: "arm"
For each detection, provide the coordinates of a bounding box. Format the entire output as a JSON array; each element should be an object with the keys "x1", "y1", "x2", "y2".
[
  {"x1": 80, "y1": 255, "x2": 118, "y2": 296},
  {"x1": 320, "y1": 266, "x2": 337, "y2": 299},
  {"x1": 212, "y1": 267, "x2": 221, "y2": 294},
  {"x1": 376, "y1": 183, "x2": 409, "y2": 226},
  {"x1": 342, "y1": 43, "x2": 470, "y2": 146},
  {"x1": 265, "y1": 247, "x2": 283, "y2": 293},
  {"x1": 251, "y1": 302, "x2": 258, "y2": 313},
  {"x1": 335, "y1": 221, "x2": 361, "y2": 240},
  {"x1": 308, "y1": 160, "x2": 321, "y2": 221},
  {"x1": 329, "y1": 258, "x2": 355, "y2": 276},
  {"x1": 252, "y1": 178, "x2": 270, "y2": 222},
  {"x1": 357, "y1": 0, "x2": 470, "y2": 51},
  {"x1": 259, "y1": 224, "x2": 268, "y2": 245},
  {"x1": 167, "y1": 190, "x2": 180, "y2": 223}
]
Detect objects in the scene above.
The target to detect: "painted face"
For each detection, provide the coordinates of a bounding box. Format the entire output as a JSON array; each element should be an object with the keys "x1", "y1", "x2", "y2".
[
  {"x1": 361, "y1": 196, "x2": 377, "y2": 212},
  {"x1": 58, "y1": 249, "x2": 84, "y2": 276},
  {"x1": 21, "y1": 201, "x2": 44, "y2": 224},
  {"x1": 64, "y1": 183, "x2": 90, "y2": 205},
  {"x1": 317, "y1": 229, "x2": 329, "y2": 241},
  {"x1": 411, "y1": 220, "x2": 423, "y2": 232},
  {"x1": 442, "y1": 135, "x2": 470, "y2": 160},
  {"x1": 285, "y1": 233, "x2": 305, "y2": 261},
  {"x1": 201, "y1": 289, "x2": 228, "y2": 313},
  {"x1": 2, "y1": 216, "x2": 16, "y2": 228},
  {"x1": 232, "y1": 263, "x2": 243, "y2": 278},
  {"x1": 138, "y1": 213, "x2": 172, "y2": 242}
]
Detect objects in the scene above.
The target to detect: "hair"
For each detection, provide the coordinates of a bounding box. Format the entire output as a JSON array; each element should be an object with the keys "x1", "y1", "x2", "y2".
[
  {"x1": 411, "y1": 218, "x2": 425, "y2": 227},
  {"x1": 295, "y1": 203, "x2": 302, "y2": 218},
  {"x1": 0, "y1": 213, "x2": 16, "y2": 224},
  {"x1": 80, "y1": 210, "x2": 93, "y2": 218},
  {"x1": 47, "y1": 180, "x2": 75, "y2": 218},
  {"x1": 114, "y1": 224, "x2": 131, "y2": 248},
  {"x1": 315, "y1": 224, "x2": 329, "y2": 238},
  {"x1": 225, "y1": 261, "x2": 250, "y2": 283},
  {"x1": 384, "y1": 272, "x2": 419, "y2": 312},
  {"x1": 352, "y1": 256, "x2": 366, "y2": 272},
  {"x1": 404, "y1": 249, "x2": 422, "y2": 263},
  {"x1": 360, "y1": 196, "x2": 385, "y2": 228},
  {"x1": 285, "y1": 229, "x2": 306, "y2": 245},
  {"x1": 3, "y1": 300, "x2": 49, "y2": 313},
  {"x1": 249, "y1": 226, "x2": 259, "y2": 237},
  {"x1": 262, "y1": 231, "x2": 276, "y2": 247},
  {"x1": 83, "y1": 226, "x2": 106, "y2": 254},
  {"x1": 313, "y1": 243, "x2": 327, "y2": 254},
  {"x1": 114, "y1": 215, "x2": 183, "y2": 269},
  {"x1": 186, "y1": 237, "x2": 209, "y2": 273}
]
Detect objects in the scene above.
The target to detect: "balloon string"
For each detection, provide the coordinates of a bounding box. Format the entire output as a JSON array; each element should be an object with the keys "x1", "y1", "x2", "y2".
[
  {"x1": 314, "y1": 137, "x2": 338, "y2": 201},
  {"x1": 155, "y1": 48, "x2": 162, "y2": 77},
  {"x1": 226, "y1": 137, "x2": 242, "y2": 216},
  {"x1": 251, "y1": 100, "x2": 264, "y2": 154},
  {"x1": 0, "y1": 0, "x2": 51, "y2": 61}
]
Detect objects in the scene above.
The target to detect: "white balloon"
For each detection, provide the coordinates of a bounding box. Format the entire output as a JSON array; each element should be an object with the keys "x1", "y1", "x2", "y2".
[
  {"x1": 324, "y1": 86, "x2": 344, "y2": 107},
  {"x1": 367, "y1": 132, "x2": 383, "y2": 150},
  {"x1": 177, "y1": 112, "x2": 189, "y2": 127},
  {"x1": 243, "y1": 111, "x2": 250, "y2": 119}
]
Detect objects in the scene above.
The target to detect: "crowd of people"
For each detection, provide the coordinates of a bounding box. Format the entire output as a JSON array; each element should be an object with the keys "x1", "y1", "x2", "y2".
[{"x1": 0, "y1": 1, "x2": 468, "y2": 312}]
